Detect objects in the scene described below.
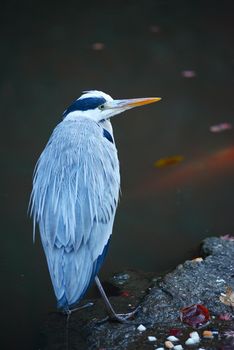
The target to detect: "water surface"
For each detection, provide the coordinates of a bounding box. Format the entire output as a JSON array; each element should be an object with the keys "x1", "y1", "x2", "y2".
[{"x1": 1, "y1": 0, "x2": 234, "y2": 348}]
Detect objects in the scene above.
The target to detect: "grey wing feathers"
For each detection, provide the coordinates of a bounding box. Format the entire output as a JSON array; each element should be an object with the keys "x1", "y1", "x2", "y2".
[{"x1": 29, "y1": 118, "x2": 120, "y2": 307}]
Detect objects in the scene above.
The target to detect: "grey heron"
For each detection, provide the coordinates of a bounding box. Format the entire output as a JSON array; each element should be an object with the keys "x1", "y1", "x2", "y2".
[{"x1": 29, "y1": 90, "x2": 161, "y2": 322}]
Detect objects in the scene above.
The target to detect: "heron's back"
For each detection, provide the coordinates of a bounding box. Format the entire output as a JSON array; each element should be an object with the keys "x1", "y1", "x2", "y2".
[{"x1": 30, "y1": 117, "x2": 120, "y2": 309}]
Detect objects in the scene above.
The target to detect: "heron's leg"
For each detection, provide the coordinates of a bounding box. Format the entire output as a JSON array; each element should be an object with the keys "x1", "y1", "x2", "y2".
[{"x1": 95, "y1": 276, "x2": 139, "y2": 323}]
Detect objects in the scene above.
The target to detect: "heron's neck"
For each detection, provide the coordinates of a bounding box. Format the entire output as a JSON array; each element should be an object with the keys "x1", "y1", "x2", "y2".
[{"x1": 100, "y1": 119, "x2": 113, "y2": 135}]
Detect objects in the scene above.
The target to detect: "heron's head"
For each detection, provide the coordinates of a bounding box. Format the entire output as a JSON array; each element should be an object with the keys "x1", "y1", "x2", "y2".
[{"x1": 63, "y1": 90, "x2": 161, "y2": 122}]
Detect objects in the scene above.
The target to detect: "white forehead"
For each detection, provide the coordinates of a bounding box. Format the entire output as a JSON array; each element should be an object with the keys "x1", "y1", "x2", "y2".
[{"x1": 79, "y1": 90, "x2": 113, "y2": 102}]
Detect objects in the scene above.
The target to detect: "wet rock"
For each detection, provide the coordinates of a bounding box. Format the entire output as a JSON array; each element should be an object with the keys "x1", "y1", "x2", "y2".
[{"x1": 41, "y1": 237, "x2": 234, "y2": 349}]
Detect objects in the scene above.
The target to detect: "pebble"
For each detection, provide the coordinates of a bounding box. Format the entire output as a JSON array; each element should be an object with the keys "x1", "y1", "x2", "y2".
[
  {"x1": 113, "y1": 273, "x2": 130, "y2": 284},
  {"x1": 167, "y1": 335, "x2": 179, "y2": 342},
  {"x1": 155, "y1": 348, "x2": 164, "y2": 350},
  {"x1": 202, "y1": 330, "x2": 213, "y2": 338},
  {"x1": 185, "y1": 338, "x2": 199, "y2": 345},
  {"x1": 192, "y1": 257, "x2": 203, "y2": 262},
  {"x1": 148, "y1": 336, "x2": 157, "y2": 342},
  {"x1": 137, "y1": 324, "x2": 146, "y2": 332},
  {"x1": 165, "y1": 340, "x2": 174, "y2": 349},
  {"x1": 174, "y1": 346, "x2": 183, "y2": 350},
  {"x1": 189, "y1": 331, "x2": 200, "y2": 342}
]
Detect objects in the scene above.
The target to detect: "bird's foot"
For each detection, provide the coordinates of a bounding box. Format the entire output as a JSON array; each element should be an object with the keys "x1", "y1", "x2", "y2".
[
  {"x1": 110, "y1": 308, "x2": 139, "y2": 323},
  {"x1": 98, "y1": 306, "x2": 140, "y2": 324}
]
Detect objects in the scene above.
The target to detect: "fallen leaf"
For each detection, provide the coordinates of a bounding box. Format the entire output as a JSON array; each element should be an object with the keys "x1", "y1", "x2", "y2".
[
  {"x1": 120, "y1": 290, "x2": 130, "y2": 297},
  {"x1": 181, "y1": 70, "x2": 196, "y2": 78},
  {"x1": 169, "y1": 328, "x2": 183, "y2": 337},
  {"x1": 180, "y1": 304, "x2": 210, "y2": 328},
  {"x1": 209, "y1": 123, "x2": 232, "y2": 133},
  {"x1": 92, "y1": 42, "x2": 105, "y2": 50},
  {"x1": 218, "y1": 313, "x2": 233, "y2": 321},
  {"x1": 221, "y1": 234, "x2": 234, "y2": 242},
  {"x1": 220, "y1": 287, "x2": 234, "y2": 307}
]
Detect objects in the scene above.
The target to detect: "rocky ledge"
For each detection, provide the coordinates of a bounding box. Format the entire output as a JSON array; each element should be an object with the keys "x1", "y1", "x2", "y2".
[{"x1": 40, "y1": 237, "x2": 234, "y2": 349}]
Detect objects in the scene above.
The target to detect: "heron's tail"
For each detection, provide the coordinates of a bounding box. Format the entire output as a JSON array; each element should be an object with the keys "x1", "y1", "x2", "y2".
[{"x1": 56, "y1": 239, "x2": 110, "y2": 310}]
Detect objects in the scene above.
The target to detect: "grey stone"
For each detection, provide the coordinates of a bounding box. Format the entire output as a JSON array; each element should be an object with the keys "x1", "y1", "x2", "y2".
[{"x1": 41, "y1": 237, "x2": 234, "y2": 349}]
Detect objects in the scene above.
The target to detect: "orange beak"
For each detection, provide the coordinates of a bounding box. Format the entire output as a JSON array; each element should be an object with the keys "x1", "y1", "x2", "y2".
[{"x1": 106, "y1": 97, "x2": 162, "y2": 110}]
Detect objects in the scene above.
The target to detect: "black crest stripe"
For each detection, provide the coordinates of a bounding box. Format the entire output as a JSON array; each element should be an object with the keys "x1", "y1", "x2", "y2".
[{"x1": 63, "y1": 97, "x2": 106, "y2": 117}]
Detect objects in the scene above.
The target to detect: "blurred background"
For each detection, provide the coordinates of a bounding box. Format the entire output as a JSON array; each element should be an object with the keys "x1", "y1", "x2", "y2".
[{"x1": 1, "y1": 0, "x2": 234, "y2": 348}]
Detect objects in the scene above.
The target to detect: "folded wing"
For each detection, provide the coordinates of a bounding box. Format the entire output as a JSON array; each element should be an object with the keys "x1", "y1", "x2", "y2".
[{"x1": 29, "y1": 118, "x2": 120, "y2": 308}]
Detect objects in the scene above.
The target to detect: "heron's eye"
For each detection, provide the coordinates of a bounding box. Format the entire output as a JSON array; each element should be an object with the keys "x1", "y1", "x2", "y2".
[{"x1": 98, "y1": 104, "x2": 105, "y2": 111}]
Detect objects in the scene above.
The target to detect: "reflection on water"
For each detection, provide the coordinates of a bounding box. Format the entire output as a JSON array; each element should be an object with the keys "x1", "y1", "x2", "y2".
[{"x1": 1, "y1": 0, "x2": 234, "y2": 348}]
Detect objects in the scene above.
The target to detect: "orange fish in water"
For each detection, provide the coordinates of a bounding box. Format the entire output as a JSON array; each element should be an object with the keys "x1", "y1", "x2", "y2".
[
  {"x1": 154, "y1": 155, "x2": 184, "y2": 168},
  {"x1": 132, "y1": 146, "x2": 234, "y2": 199}
]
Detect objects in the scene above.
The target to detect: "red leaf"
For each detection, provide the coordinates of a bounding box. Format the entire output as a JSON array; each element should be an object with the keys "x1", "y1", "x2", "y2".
[
  {"x1": 180, "y1": 304, "x2": 210, "y2": 328},
  {"x1": 169, "y1": 328, "x2": 183, "y2": 337},
  {"x1": 120, "y1": 290, "x2": 130, "y2": 297}
]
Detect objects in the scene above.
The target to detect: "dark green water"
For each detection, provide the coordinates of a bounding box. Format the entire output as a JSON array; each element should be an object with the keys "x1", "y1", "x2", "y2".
[{"x1": 1, "y1": 0, "x2": 234, "y2": 348}]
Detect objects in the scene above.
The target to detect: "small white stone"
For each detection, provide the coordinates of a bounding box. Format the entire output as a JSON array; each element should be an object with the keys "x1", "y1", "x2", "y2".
[
  {"x1": 192, "y1": 257, "x2": 203, "y2": 262},
  {"x1": 148, "y1": 336, "x2": 157, "y2": 342},
  {"x1": 198, "y1": 348, "x2": 205, "y2": 350},
  {"x1": 216, "y1": 278, "x2": 225, "y2": 283},
  {"x1": 189, "y1": 331, "x2": 200, "y2": 342},
  {"x1": 185, "y1": 338, "x2": 199, "y2": 345},
  {"x1": 137, "y1": 324, "x2": 146, "y2": 332},
  {"x1": 155, "y1": 348, "x2": 164, "y2": 350},
  {"x1": 167, "y1": 335, "x2": 179, "y2": 342},
  {"x1": 174, "y1": 345, "x2": 183, "y2": 350}
]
